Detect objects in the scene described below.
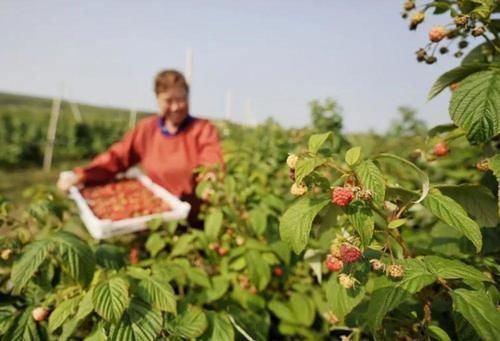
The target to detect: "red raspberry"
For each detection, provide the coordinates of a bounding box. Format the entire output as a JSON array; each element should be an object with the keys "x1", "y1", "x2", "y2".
[
  {"x1": 331, "y1": 187, "x2": 354, "y2": 207},
  {"x1": 325, "y1": 254, "x2": 343, "y2": 272},
  {"x1": 273, "y1": 266, "x2": 284, "y2": 277},
  {"x1": 340, "y1": 244, "x2": 362, "y2": 264},
  {"x1": 129, "y1": 246, "x2": 140, "y2": 264},
  {"x1": 433, "y1": 143, "x2": 449, "y2": 157},
  {"x1": 429, "y1": 26, "x2": 448, "y2": 42}
]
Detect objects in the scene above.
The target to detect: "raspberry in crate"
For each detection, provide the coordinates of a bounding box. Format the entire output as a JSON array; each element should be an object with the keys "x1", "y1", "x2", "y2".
[
  {"x1": 81, "y1": 179, "x2": 171, "y2": 221},
  {"x1": 66, "y1": 168, "x2": 190, "y2": 239}
]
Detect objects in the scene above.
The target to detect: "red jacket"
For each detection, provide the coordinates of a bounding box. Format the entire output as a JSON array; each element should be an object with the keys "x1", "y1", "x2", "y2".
[{"x1": 75, "y1": 115, "x2": 223, "y2": 198}]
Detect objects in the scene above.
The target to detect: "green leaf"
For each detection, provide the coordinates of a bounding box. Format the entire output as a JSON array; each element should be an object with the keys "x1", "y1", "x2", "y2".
[
  {"x1": 345, "y1": 146, "x2": 362, "y2": 166},
  {"x1": 145, "y1": 234, "x2": 166, "y2": 257},
  {"x1": 423, "y1": 190, "x2": 482, "y2": 252},
  {"x1": 11, "y1": 239, "x2": 51, "y2": 294},
  {"x1": 248, "y1": 208, "x2": 267, "y2": 235},
  {"x1": 346, "y1": 200, "x2": 374, "y2": 248},
  {"x1": 294, "y1": 156, "x2": 326, "y2": 184},
  {"x1": 355, "y1": 160, "x2": 385, "y2": 206},
  {"x1": 50, "y1": 231, "x2": 96, "y2": 287},
  {"x1": 136, "y1": 275, "x2": 177, "y2": 313},
  {"x1": 187, "y1": 267, "x2": 211, "y2": 288},
  {"x1": 449, "y1": 69, "x2": 500, "y2": 144},
  {"x1": 227, "y1": 305, "x2": 270, "y2": 341},
  {"x1": 428, "y1": 64, "x2": 489, "y2": 100},
  {"x1": 95, "y1": 244, "x2": 125, "y2": 270},
  {"x1": 324, "y1": 275, "x2": 365, "y2": 323},
  {"x1": 269, "y1": 241, "x2": 291, "y2": 265},
  {"x1": 462, "y1": 41, "x2": 500, "y2": 65},
  {"x1": 423, "y1": 256, "x2": 493, "y2": 283},
  {"x1": 166, "y1": 306, "x2": 208, "y2": 339},
  {"x1": 279, "y1": 197, "x2": 330, "y2": 254},
  {"x1": 205, "y1": 208, "x2": 223, "y2": 242},
  {"x1": 376, "y1": 153, "x2": 429, "y2": 204},
  {"x1": 3, "y1": 309, "x2": 40, "y2": 341},
  {"x1": 268, "y1": 293, "x2": 315, "y2": 327},
  {"x1": 452, "y1": 289, "x2": 500, "y2": 341},
  {"x1": 489, "y1": 154, "x2": 500, "y2": 178},
  {"x1": 92, "y1": 276, "x2": 130, "y2": 323},
  {"x1": 60, "y1": 289, "x2": 95, "y2": 341},
  {"x1": 203, "y1": 275, "x2": 230, "y2": 302},
  {"x1": 200, "y1": 311, "x2": 235, "y2": 341},
  {"x1": 367, "y1": 258, "x2": 437, "y2": 328},
  {"x1": 289, "y1": 293, "x2": 315, "y2": 327},
  {"x1": 388, "y1": 219, "x2": 407, "y2": 229},
  {"x1": 308, "y1": 132, "x2": 332, "y2": 153},
  {"x1": 170, "y1": 234, "x2": 196, "y2": 258},
  {"x1": 111, "y1": 298, "x2": 163, "y2": 341},
  {"x1": 437, "y1": 185, "x2": 497, "y2": 227},
  {"x1": 48, "y1": 295, "x2": 82, "y2": 333},
  {"x1": 428, "y1": 325, "x2": 452, "y2": 341},
  {"x1": 0, "y1": 306, "x2": 16, "y2": 334},
  {"x1": 245, "y1": 250, "x2": 271, "y2": 291}
]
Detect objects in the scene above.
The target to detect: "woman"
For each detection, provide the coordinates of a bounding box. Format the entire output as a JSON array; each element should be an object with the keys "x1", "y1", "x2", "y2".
[{"x1": 57, "y1": 70, "x2": 223, "y2": 225}]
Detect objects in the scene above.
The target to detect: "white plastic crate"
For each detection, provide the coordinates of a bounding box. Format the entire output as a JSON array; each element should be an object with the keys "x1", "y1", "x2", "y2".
[{"x1": 65, "y1": 168, "x2": 191, "y2": 239}]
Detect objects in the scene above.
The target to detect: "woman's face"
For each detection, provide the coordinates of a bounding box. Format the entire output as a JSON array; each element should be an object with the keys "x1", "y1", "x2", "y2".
[{"x1": 156, "y1": 86, "x2": 189, "y2": 127}]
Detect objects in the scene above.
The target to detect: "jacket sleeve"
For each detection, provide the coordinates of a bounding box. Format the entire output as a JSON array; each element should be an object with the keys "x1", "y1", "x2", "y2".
[
  {"x1": 74, "y1": 126, "x2": 142, "y2": 184},
  {"x1": 197, "y1": 122, "x2": 224, "y2": 168}
]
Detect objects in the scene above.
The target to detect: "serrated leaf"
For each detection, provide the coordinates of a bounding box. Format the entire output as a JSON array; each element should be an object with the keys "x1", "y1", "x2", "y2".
[
  {"x1": 423, "y1": 190, "x2": 482, "y2": 252},
  {"x1": 347, "y1": 200, "x2": 374, "y2": 248},
  {"x1": 428, "y1": 64, "x2": 489, "y2": 100},
  {"x1": 345, "y1": 146, "x2": 362, "y2": 166},
  {"x1": 203, "y1": 275, "x2": 230, "y2": 302},
  {"x1": 279, "y1": 197, "x2": 330, "y2": 254},
  {"x1": 355, "y1": 160, "x2": 385, "y2": 205},
  {"x1": 166, "y1": 306, "x2": 208, "y2": 339},
  {"x1": 308, "y1": 132, "x2": 332, "y2": 153},
  {"x1": 92, "y1": 276, "x2": 130, "y2": 323},
  {"x1": 376, "y1": 153, "x2": 429, "y2": 204},
  {"x1": 136, "y1": 275, "x2": 176, "y2": 313},
  {"x1": 48, "y1": 295, "x2": 82, "y2": 333},
  {"x1": 200, "y1": 311, "x2": 235, "y2": 341},
  {"x1": 437, "y1": 185, "x2": 497, "y2": 227},
  {"x1": 294, "y1": 157, "x2": 326, "y2": 184},
  {"x1": 111, "y1": 298, "x2": 162, "y2": 341},
  {"x1": 3, "y1": 309, "x2": 40, "y2": 341},
  {"x1": 11, "y1": 239, "x2": 51, "y2": 294},
  {"x1": 367, "y1": 258, "x2": 437, "y2": 328},
  {"x1": 324, "y1": 275, "x2": 365, "y2": 323},
  {"x1": 205, "y1": 209, "x2": 223, "y2": 242},
  {"x1": 0, "y1": 306, "x2": 16, "y2": 334},
  {"x1": 50, "y1": 231, "x2": 96, "y2": 287},
  {"x1": 145, "y1": 234, "x2": 166, "y2": 257},
  {"x1": 95, "y1": 244, "x2": 125, "y2": 270},
  {"x1": 450, "y1": 69, "x2": 500, "y2": 144},
  {"x1": 462, "y1": 41, "x2": 500, "y2": 65},
  {"x1": 423, "y1": 256, "x2": 493, "y2": 283},
  {"x1": 246, "y1": 250, "x2": 271, "y2": 291},
  {"x1": 60, "y1": 289, "x2": 95, "y2": 341},
  {"x1": 452, "y1": 289, "x2": 500, "y2": 341}
]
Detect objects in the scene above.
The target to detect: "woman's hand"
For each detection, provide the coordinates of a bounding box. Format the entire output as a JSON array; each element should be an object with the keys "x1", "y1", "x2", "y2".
[{"x1": 57, "y1": 171, "x2": 81, "y2": 192}]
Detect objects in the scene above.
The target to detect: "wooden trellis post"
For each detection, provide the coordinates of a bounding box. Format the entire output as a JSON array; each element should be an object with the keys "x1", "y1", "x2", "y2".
[{"x1": 43, "y1": 96, "x2": 62, "y2": 172}]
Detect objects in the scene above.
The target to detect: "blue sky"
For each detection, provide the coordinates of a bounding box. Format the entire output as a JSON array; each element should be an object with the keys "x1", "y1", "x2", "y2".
[{"x1": 0, "y1": 1, "x2": 468, "y2": 132}]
